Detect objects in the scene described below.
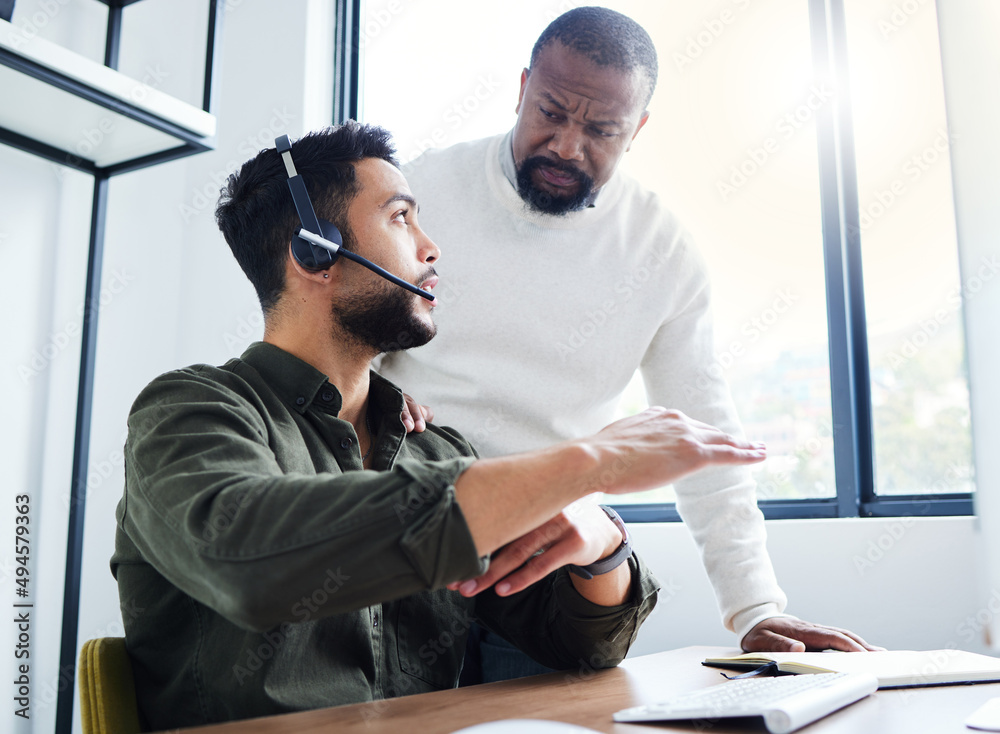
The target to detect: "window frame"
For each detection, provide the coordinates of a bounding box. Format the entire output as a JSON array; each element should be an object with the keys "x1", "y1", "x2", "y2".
[{"x1": 346, "y1": 0, "x2": 975, "y2": 522}]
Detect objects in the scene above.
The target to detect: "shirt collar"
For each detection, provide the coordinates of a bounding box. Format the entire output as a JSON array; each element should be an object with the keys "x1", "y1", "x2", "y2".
[
  {"x1": 238, "y1": 341, "x2": 404, "y2": 418},
  {"x1": 498, "y1": 128, "x2": 602, "y2": 208},
  {"x1": 499, "y1": 128, "x2": 519, "y2": 189}
]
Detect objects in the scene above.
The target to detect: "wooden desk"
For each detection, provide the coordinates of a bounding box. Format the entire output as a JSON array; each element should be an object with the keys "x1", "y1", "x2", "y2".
[{"x1": 172, "y1": 646, "x2": 1000, "y2": 733}]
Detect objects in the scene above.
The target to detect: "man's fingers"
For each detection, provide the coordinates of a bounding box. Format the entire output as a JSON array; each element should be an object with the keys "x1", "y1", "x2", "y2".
[
  {"x1": 693, "y1": 425, "x2": 766, "y2": 452},
  {"x1": 745, "y1": 629, "x2": 807, "y2": 653},
  {"x1": 788, "y1": 628, "x2": 865, "y2": 652},
  {"x1": 806, "y1": 625, "x2": 881, "y2": 652},
  {"x1": 743, "y1": 619, "x2": 879, "y2": 653},
  {"x1": 782, "y1": 622, "x2": 872, "y2": 652},
  {"x1": 454, "y1": 524, "x2": 557, "y2": 597},
  {"x1": 401, "y1": 393, "x2": 432, "y2": 433},
  {"x1": 703, "y1": 442, "x2": 767, "y2": 464},
  {"x1": 450, "y1": 513, "x2": 594, "y2": 597},
  {"x1": 493, "y1": 545, "x2": 573, "y2": 596}
]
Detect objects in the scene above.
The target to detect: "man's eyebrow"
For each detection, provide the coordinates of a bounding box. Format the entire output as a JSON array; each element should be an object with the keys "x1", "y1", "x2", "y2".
[
  {"x1": 379, "y1": 193, "x2": 418, "y2": 210},
  {"x1": 541, "y1": 92, "x2": 620, "y2": 128},
  {"x1": 542, "y1": 92, "x2": 569, "y2": 112}
]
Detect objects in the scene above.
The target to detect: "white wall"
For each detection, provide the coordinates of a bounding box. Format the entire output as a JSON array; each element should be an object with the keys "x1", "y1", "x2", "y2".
[
  {"x1": 629, "y1": 517, "x2": 987, "y2": 656},
  {"x1": 936, "y1": 0, "x2": 1000, "y2": 652},
  {"x1": 0, "y1": 1, "x2": 997, "y2": 733}
]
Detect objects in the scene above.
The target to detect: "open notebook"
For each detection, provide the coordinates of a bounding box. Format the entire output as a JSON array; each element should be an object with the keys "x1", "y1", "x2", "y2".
[{"x1": 703, "y1": 649, "x2": 1000, "y2": 688}]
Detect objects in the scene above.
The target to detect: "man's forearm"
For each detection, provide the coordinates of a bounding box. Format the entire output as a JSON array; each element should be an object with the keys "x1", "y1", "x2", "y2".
[
  {"x1": 568, "y1": 564, "x2": 633, "y2": 607},
  {"x1": 454, "y1": 407, "x2": 768, "y2": 590},
  {"x1": 454, "y1": 441, "x2": 600, "y2": 555}
]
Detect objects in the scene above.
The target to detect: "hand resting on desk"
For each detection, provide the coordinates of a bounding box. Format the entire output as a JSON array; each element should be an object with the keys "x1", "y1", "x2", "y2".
[{"x1": 742, "y1": 617, "x2": 884, "y2": 653}]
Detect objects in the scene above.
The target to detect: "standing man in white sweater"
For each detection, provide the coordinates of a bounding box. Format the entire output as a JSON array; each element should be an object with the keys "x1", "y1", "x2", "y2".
[{"x1": 377, "y1": 6, "x2": 876, "y2": 677}]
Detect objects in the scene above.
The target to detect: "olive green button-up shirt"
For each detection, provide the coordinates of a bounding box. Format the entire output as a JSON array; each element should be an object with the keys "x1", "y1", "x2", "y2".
[{"x1": 111, "y1": 342, "x2": 659, "y2": 730}]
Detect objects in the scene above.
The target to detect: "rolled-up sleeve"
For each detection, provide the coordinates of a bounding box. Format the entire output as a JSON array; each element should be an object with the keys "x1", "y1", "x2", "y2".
[{"x1": 472, "y1": 552, "x2": 660, "y2": 670}]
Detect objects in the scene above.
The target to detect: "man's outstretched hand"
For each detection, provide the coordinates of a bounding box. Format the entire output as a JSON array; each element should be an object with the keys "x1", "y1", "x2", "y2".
[{"x1": 742, "y1": 617, "x2": 885, "y2": 652}]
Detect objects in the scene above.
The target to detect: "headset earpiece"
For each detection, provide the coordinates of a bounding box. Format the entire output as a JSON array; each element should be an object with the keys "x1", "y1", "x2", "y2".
[
  {"x1": 276, "y1": 134, "x2": 340, "y2": 271},
  {"x1": 291, "y1": 220, "x2": 340, "y2": 271}
]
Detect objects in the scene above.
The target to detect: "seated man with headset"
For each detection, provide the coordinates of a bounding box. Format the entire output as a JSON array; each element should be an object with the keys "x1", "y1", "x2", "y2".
[{"x1": 110, "y1": 122, "x2": 768, "y2": 729}]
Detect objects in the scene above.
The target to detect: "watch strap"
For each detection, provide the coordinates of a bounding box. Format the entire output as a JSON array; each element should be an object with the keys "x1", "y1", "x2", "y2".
[{"x1": 567, "y1": 505, "x2": 632, "y2": 580}]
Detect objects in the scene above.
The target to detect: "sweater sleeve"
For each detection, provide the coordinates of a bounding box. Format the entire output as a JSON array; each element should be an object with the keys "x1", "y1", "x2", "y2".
[{"x1": 638, "y1": 241, "x2": 790, "y2": 643}]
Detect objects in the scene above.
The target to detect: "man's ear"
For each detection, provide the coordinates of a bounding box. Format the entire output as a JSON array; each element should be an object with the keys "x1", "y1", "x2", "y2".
[
  {"x1": 287, "y1": 241, "x2": 336, "y2": 285},
  {"x1": 626, "y1": 111, "x2": 651, "y2": 153},
  {"x1": 515, "y1": 67, "x2": 530, "y2": 114}
]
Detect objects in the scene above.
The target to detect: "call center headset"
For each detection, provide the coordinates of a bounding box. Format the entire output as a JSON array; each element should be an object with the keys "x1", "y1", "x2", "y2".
[{"x1": 274, "y1": 134, "x2": 434, "y2": 302}]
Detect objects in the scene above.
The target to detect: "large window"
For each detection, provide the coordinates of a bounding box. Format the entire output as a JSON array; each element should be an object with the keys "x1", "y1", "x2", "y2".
[{"x1": 359, "y1": 0, "x2": 973, "y2": 518}]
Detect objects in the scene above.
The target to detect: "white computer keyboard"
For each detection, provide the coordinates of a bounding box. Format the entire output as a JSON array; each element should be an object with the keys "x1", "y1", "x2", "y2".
[{"x1": 613, "y1": 672, "x2": 879, "y2": 734}]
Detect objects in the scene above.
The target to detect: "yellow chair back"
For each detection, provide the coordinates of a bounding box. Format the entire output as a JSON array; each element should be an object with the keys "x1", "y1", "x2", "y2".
[{"x1": 78, "y1": 637, "x2": 142, "y2": 734}]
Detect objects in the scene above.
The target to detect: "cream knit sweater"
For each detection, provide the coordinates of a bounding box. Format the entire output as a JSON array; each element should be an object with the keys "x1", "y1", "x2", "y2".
[{"x1": 380, "y1": 132, "x2": 788, "y2": 642}]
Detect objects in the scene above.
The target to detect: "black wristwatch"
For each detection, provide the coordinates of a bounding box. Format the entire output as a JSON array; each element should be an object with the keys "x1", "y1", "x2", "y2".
[{"x1": 567, "y1": 505, "x2": 632, "y2": 580}]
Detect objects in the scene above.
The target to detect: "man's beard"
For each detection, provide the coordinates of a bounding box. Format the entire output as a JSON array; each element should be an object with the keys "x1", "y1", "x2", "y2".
[
  {"x1": 515, "y1": 156, "x2": 595, "y2": 215},
  {"x1": 334, "y1": 269, "x2": 437, "y2": 354}
]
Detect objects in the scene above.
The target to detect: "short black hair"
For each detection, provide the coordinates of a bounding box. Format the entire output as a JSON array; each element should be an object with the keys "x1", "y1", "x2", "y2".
[
  {"x1": 530, "y1": 6, "x2": 658, "y2": 105},
  {"x1": 215, "y1": 121, "x2": 397, "y2": 315}
]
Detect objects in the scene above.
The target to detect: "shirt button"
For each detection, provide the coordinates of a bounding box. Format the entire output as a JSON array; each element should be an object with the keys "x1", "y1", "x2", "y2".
[
  {"x1": 373, "y1": 614, "x2": 379, "y2": 628},
  {"x1": 295, "y1": 396, "x2": 305, "y2": 406},
  {"x1": 321, "y1": 390, "x2": 334, "y2": 402},
  {"x1": 340, "y1": 437, "x2": 353, "y2": 449}
]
